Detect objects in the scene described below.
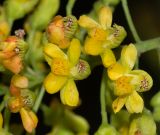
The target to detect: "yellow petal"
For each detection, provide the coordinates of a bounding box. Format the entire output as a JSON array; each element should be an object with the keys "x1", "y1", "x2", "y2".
[
  {"x1": 44, "y1": 73, "x2": 67, "y2": 94},
  {"x1": 60, "y1": 79, "x2": 79, "y2": 106},
  {"x1": 114, "y1": 76, "x2": 134, "y2": 96},
  {"x1": 84, "y1": 37, "x2": 103, "y2": 55},
  {"x1": 101, "y1": 49, "x2": 116, "y2": 68},
  {"x1": 67, "y1": 38, "x2": 81, "y2": 66},
  {"x1": 125, "y1": 91, "x2": 144, "y2": 113},
  {"x1": 78, "y1": 15, "x2": 99, "y2": 29},
  {"x1": 88, "y1": 27, "x2": 108, "y2": 41},
  {"x1": 43, "y1": 43, "x2": 67, "y2": 59},
  {"x1": 51, "y1": 58, "x2": 70, "y2": 76},
  {"x1": 120, "y1": 44, "x2": 137, "y2": 71},
  {"x1": 107, "y1": 63, "x2": 126, "y2": 80},
  {"x1": 98, "y1": 6, "x2": 112, "y2": 29},
  {"x1": 112, "y1": 96, "x2": 127, "y2": 113},
  {"x1": 20, "y1": 108, "x2": 38, "y2": 133}
]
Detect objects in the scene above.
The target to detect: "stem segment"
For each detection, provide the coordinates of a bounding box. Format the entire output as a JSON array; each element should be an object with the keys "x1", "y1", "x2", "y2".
[
  {"x1": 135, "y1": 37, "x2": 160, "y2": 54},
  {"x1": 121, "y1": 0, "x2": 141, "y2": 42},
  {"x1": 33, "y1": 86, "x2": 45, "y2": 113},
  {"x1": 100, "y1": 70, "x2": 108, "y2": 124},
  {"x1": 66, "y1": 0, "x2": 76, "y2": 15}
]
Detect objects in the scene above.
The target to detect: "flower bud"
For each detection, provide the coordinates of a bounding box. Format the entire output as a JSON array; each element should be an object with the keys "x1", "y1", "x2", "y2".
[
  {"x1": 95, "y1": 124, "x2": 119, "y2": 135},
  {"x1": 20, "y1": 108, "x2": 38, "y2": 133},
  {"x1": 11, "y1": 74, "x2": 28, "y2": 89},
  {"x1": 4, "y1": 0, "x2": 39, "y2": 21},
  {"x1": 60, "y1": 79, "x2": 79, "y2": 106},
  {"x1": 150, "y1": 91, "x2": 160, "y2": 107},
  {"x1": 130, "y1": 70, "x2": 153, "y2": 92},
  {"x1": 129, "y1": 113, "x2": 156, "y2": 135},
  {"x1": 106, "y1": 24, "x2": 127, "y2": 48},
  {"x1": 0, "y1": 36, "x2": 28, "y2": 73},
  {"x1": 46, "y1": 15, "x2": 78, "y2": 49},
  {"x1": 7, "y1": 97, "x2": 23, "y2": 113},
  {"x1": 20, "y1": 89, "x2": 36, "y2": 108},
  {"x1": 70, "y1": 59, "x2": 91, "y2": 80},
  {"x1": 64, "y1": 109, "x2": 89, "y2": 133}
]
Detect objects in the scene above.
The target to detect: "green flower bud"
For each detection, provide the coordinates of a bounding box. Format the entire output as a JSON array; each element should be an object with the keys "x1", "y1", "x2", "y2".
[
  {"x1": 48, "y1": 126, "x2": 74, "y2": 135},
  {"x1": 95, "y1": 124, "x2": 119, "y2": 135},
  {"x1": 63, "y1": 15, "x2": 78, "y2": 40},
  {"x1": 129, "y1": 112, "x2": 156, "y2": 135},
  {"x1": 152, "y1": 107, "x2": 160, "y2": 121},
  {"x1": 150, "y1": 91, "x2": 160, "y2": 107},
  {"x1": 27, "y1": 0, "x2": 60, "y2": 31},
  {"x1": 64, "y1": 109, "x2": 89, "y2": 133},
  {"x1": 7, "y1": 97, "x2": 23, "y2": 113},
  {"x1": 70, "y1": 59, "x2": 91, "y2": 80},
  {"x1": 4, "y1": 0, "x2": 39, "y2": 23},
  {"x1": 20, "y1": 89, "x2": 36, "y2": 108},
  {"x1": 130, "y1": 70, "x2": 153, "y2": 92},
  {"x1": 105, "y1": 24, "x2": 127, "y2": 48}
]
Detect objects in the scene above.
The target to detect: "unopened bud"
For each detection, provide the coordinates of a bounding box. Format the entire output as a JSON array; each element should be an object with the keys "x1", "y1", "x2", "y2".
[
  {"x1": 129, "y1": 112, "x2": 156, "y2": 135},
  {"x1": 46, "y1": 15, "x2": 78, "y2": 49},
  {"x1": 95, "y1": 124, "x2": 119, "y2": 135},
  {"x1": 70, "y1": 59, "x2": 91, "y2": 80},
  {"x1": 20, "y1": 89, "x2": 36, "y2": 108},
  {"x1": 106, "y1": 24, "x2": 127, "y2": 48},
  {"x1": 7, "y1": 97, "x2": 23, "y2": 113},
  {"x1": 20, "y1": 108, "x2": 38, "y2": 133}
]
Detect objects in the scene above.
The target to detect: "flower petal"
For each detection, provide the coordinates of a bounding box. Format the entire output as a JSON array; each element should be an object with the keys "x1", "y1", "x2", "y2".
[
  {"x1": 44, "y1": 73, "x2": 67, "y2": 94},
  {"x1": 114, "y1": 76, "x2": 134, "y2": 96},
  {"x1": 101, "y1": 49, "x2": 116, "y2": 68},
  {"x1": 78, "y1": 15, "x2": 99, "y2": 29},
  {"x1": 88, "y1": 27, "x2": 108, "y2": 41},
  {"x1": 98, "y1": 6, "x2": 112, "y2": 29},
  {"x1": 120, "y1": 44, "x2": 137, "y2": 71},
  {"x1": 60, "y1": 79, "x2": 79, "y2": 106},
  {"x1": 125, "y1": 91, "x2": 144, "y2": 113},
  {"x1": 51, "y1": 58, "x2": 70, "y2": 76},
  {"x1": 67, "y1": 38, "x2": 81, "y2": 66},
  {"x1": 112, "y1": 96, "x2": 127, "y2": 113},
  {"x1": 43, "y1": 43, "x2": 67, "y2": 59},
  {"x1": 107, "y1": 63, "x2": 126, "y2": 80},
  {"x1": 84, "y1": 37, "x2": 103, "y2": 55}
]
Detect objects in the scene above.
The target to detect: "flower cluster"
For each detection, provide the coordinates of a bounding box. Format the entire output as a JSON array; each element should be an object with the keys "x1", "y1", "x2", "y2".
[
  {"x1": 78, "y1": 6, "x2": 153, "y2": 113},
  {"x1": 7, "y1": 74, "x2": 38, "y2": 133},
  {"x1": 44, "y1": 16, "x2": 91, "y2": 106}
]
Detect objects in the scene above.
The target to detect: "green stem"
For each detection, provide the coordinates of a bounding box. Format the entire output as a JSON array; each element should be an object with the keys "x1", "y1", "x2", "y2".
[
  {"x1": 33, "y1": 86, "x2": 45, "y2": 113},
  {"x1": 121, "y1": 0, "x2": 141, "y2": 42},
  {"x1": 100, "y1": 70, "x2": 108, "y2": 124},
  {"x1": 135, "y1": 37, "x2": 160, "y2": 54},
  {"x1": 0, "y1": 100, "x2": 5, "y2": 112},
  {"x1": 4, "y1": 109, "x2": 10, "y2": 132},
  {"x1": 66, "y1": 0, "x2": 76, "y2": 15}
]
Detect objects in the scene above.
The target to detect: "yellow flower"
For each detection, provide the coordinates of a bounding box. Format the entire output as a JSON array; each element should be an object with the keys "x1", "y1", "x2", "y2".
[
  {"x1": 78, "y1": 6, "x2": 126, "y2": 68},
  {"x1": 43, "y1": 38, "x2": 91, "y2": 106},
  {"x1": 107, "y1": 44, "x2": 153, "y2": 113}
]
